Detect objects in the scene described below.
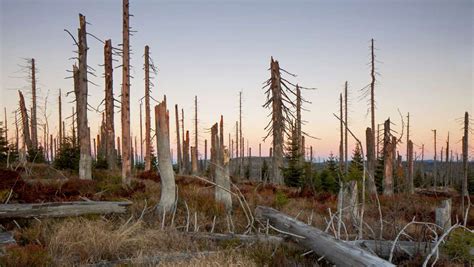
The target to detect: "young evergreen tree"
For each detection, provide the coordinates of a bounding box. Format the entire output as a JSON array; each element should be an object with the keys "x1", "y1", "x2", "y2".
[
  {"x1": 319, "y1": 153, "x2": 339, "y2": 193},
  {"x1": 347, "y1": 144, "x2": 363, "y2": 182},
  {"x1": 282, "y1": 123, "x2": 304, "y2": 187}
]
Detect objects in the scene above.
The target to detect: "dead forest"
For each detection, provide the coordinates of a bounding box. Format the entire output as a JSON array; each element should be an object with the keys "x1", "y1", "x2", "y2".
[{"x1": 0, "y1": 1, "x2": 473, "y2": 266}]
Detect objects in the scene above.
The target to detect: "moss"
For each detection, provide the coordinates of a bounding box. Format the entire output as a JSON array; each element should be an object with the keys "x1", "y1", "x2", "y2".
[{"x1": 442, "y1": 228, "x2": 474, "y2": 264}]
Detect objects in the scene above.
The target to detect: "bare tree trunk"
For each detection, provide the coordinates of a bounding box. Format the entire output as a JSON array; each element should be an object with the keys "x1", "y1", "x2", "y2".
[
  {"x1": 30, "y1": 59, "x2": 38, "y2": 150},
  {"x1": 369, "y1": 39, "x2": 376, "y2": 188},
  {"x1": 339, "y1": 93, "x2": 344, "y2": 173},
  {"x1": 15, "y1": 111, "x2": 19, "y2": 152},
  {"x1": 239, "y1": 92, "x2": 243, "y2": 177},
  {"x1": 117, "y1": 136, "x2": 121, "y2": 159},
  {"x1": 191, "y1": 146, "x2": 198, "y2": 175},
  {"x1": 407, "y1": 140, "x2": 414, "y2": 194},
  {"x1": 270, "y1": 59, "x2": 284, "y2": 184},
  {"x1": 18, "y1": 91, "x2": 32, "y2": 153},
  {"x1": 383, "y1": 119, "x2": 393, "y2": 195},
  {"x1": 104, "y1": 39, "x2": 117, "y2": 170},
  {"x1": 365, "y1": 127, "x2": 377, "y2": 194},
  {"x1": 155, "y1": 98, "x2": 176, "y2": 214},
  {"x1": 212, "y1": 117, "x2": 232, "y2": 212},
  {"x1": 183, "y1": 130, "x2": 190, "y2": 174},
  {"x1": 121, "y1": 0, "x2": 132, "y2": 184},
  {"x1": 71, "y1": 107, "x2": 76, "y2": 146},
  {"x1": 49, "y1": 134, "x2": 53, "y2": 161},
  {"x1": 139, "y1": 103, "x2": 143, "y2": 163},
  {"x1": 4, "y1": 108, "x2": 7, "y2": 146},
  {"x1": 344, "y1": 81, "x2": 348, "y2": 174},
  {"x1": 204, "y1": 139, "x2": 207, "y2": 171},
  {"x1": 462, "y1": 112, "x2": 469, "y2": 219},
  {"x1": 235, "y1": 121, "x2": 239, "y2": 160},
  {"x1": 175, "y1": 104, "x2": 182, "y2": 173},
  {"x1": 76, "y1": 14, "x2": 92, "y2": 180},
  {"x1": 432, "y1": 129, "x2": 437, "y2": 187},
  {"x1": 296, "y1": 86, "x2": 303, "y2": 165},
  {"x1": 58, "y1": 89, "x2": 62, "y2": 148},
  {"x1": 194, "y1": 95, "x2": 199, "y2": 173},
  {"x1": 144, "y1": 45, "x2": 152, "y2": 171}
]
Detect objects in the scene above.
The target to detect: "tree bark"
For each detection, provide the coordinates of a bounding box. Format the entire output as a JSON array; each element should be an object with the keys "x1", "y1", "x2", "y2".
[
  {"x1": 383, "y1": 119, "x2": 393, "y2": 195},
  {"x1": 212, "y1": 117, "x2": 232, "y2": 212},
  {"x1": 144, "y1": 45, "x2": 152, "y2": 171},
  {"x1": 365, "y1": 127, "x2": 377, "y2": 194},
  {"x1": 104, "y1": 39, "x2": 117, "y2": 170},
  {"x1": 407, "y1": 140, "x2": 414, "y2": 194},
  {"x1": 175, "y1": 104, "x2": 182, "y2": 173},
  {"x1": 121, "y1": 0, "x2": 132, "y2": 184},
  {"x1": 155, "y1": 98, "x2": 176, "y2": 214},
  {"x1": 255, "y1": 206, "x2": 394, "y2": 266},
  {"x1": 18, "y1": 91, "x2": 32, "y2": 153},
  {"x1": 270, "y1": 58, "x2": 284, "y2": 184},
  {"x1": 30, "y1": 58, "x2": 38, "y2": 150},
  {"x1": 76, "y1": 14, "x2": 92, "y2": 180}
]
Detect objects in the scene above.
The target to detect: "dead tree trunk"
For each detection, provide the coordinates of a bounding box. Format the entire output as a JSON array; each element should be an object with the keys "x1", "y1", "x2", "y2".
[
  {"x1": 58, "y1": 89, "x2": 62, "y2": 148},
  {"x1": 104, "y1": 39, "x2": 117, "y2": 170},
  {"x1": 191, "y1": 146, "x2": 197, "y2": 175},
  {"x1": 407, "y1": 140, "x2": 414, "y2": 194},
  {"x1": 204, "y1": 139, "x2": 207, "y2": 171},
  {"x1": 155, "y1": 98, "x2": 176, "y2": 214},
  {"x1": 366, "y1": 127, "x2": 377, "y2": 194},
  {"x1": 121, "y1": 0, "x2": 132, "y2": 184},
  {"x1": 183, "y1": 130, "x2": 190, "y2": 174},
  {"x1": 18, "y1": 91, "x2": 32, "y2": 153},
  {"x1": 76, "y1": 14, "x2": 92, "y2": 180},
  {"x1": 432, "y1": 129, "x2": 437, "y2": 187},
  {"x1": 211, "y1": 117, "x2": 232, "y2": 212},
  {"x1": 296, "y1": 86, "x2": 303, "y2": 165},
  {"x1": 270, "y1": 58, "x2": 283, "y2": 184},
  {"x1": 144, "y1": 45, "x2": 152, "y2": 171},
  {"x1": 194, "y1": 95, "x2": 199, "y2": 173},
  {"x1": 369, "y1": 39, "x2": 377, "y2": 189},
  {"x1": 344, "y1": 81, "x2": 348, "y2": 174},
  {"x1": 383, "y1": 119, "x2": 393, "y2": 195},
  {"x1": 239, "y1": 91, "x2": 243, "y2": 177},
  {"x1": 139, "y1": 103, "x2": 143, "y2": 163},
  {"x1": 49, "y1": 134, "x2": 53, "y2": 161},
  {"x1": 436, "y1": 198, "x2": 452, "y2": 232},
  {"x1": 339, "y1": 93, "x2": 344, "y2": 173},
  {"x1": 30, "y1": 58, "x2": 38, "y2": 150},
  {"x1": 175, "y1": 104, "x2": 182, "y2": 173},
  {"x1": 462, "y1": 112, "x2": 469, "y2": 219},
  {"x1": 117, "y1": 136, "x2": 121, "y2": 158},
  {"x1": 14, "y1": 111, "x2": 19, "y2": 152},
  {"x1": 255, "y1": 206, "x2": 394, "y2": 266}
]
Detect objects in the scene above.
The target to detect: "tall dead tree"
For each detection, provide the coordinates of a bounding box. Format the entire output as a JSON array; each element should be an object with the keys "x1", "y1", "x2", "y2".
[
  {"x1": 239, "y1": 91, "x2": 243, "y2": 176},
  {"x1": 30, "y1": 58, "x2": 38, "y2": 150},
  {"x1": 139, "y1": 103, "x2": 143, "y2": 163},
  {"x1": 183, "y1": 130, "x2": 190, "y2": 174},
  {"x1": 58, "y1": 89, "x2": 62, "y2": 147},
  {"x1": 104, "y1": 39, "x2": 117, "y2": 170},
  {"x1": 194, "y1": 95, "x2": 199, "y2": 173},
  {"x1": 144, "y1": 45, "x2": 152, "y2": 171},
  {"x1": 383, "y1": 119, "x2": 393, "y2": 195},
  {"x1": 4, "y1": 108, "x2": 8, "y2": 146},
  {"x1": 432, "y1": 129, "x2": 437, "y2": 186},
  {"x1": 204, "y1": 139, "x2": 207, "y2": 170},
  {"x1": 364, "y1": 39, "x2": 377, "y2": 192},
  {"x1": 406, "y1": 112, "x2": 410, "y2": 163},
  {"x1": 18, "y1": 91, "x2": 32, "y2": 153},
  {"x1": 175, "y1": 104, "x2": 182, "y2": 173},
  {"x1": 76, "y1": 14, "x2": 92, "y2": 180},
  {"x1": 366, "y1": 127, "x2": 377, "y2": 194},
  {"x1": 344, "y1": 81, "x2": 348, "y2": 174},
  {"x1": 211, "y1": 117, "x2": 232, "y2": 211},
  {"x1": 155, "y1": 97, "x2": 176, "y2": 214},
  {"x1": 462, "y1": 112, "x2": 469, "y2": 220},
  {"x1": 407, "y1": 140, "x2": 414, "y2": 194},
  {"x1": 121, "y1": 0, "x2": 132, "y2": 184},
  {"x1": 263, "y1": 57, "x2": 304, "y2": 184},
  {"x1": 339, "y1": 93, "x2": 344, "y2": 173},
  {"x1": 14, "y1": 111, "x2": 19, "y2": 152}
]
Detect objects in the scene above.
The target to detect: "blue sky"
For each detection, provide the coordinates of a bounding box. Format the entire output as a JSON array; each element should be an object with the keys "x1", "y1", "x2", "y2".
[{"x1": 1, "y1": 0, "x2": 472, "y2": 160}]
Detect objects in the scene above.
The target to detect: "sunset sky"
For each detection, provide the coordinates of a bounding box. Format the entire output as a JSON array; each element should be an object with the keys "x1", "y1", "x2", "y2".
[{"x1": 1, "y1": 0, "x2": 472, "y2": 161}]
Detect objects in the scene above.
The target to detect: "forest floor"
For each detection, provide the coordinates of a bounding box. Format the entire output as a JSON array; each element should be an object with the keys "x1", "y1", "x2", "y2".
[{"x1": 0, "y1": 164, "x2": 472, "y2": 266}]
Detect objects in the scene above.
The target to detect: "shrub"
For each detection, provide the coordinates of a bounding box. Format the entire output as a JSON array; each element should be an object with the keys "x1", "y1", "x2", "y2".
[
  {"x1": 54, "y1": 140, "x2": 80, "y2": 170},
  {"x1": 274, "y1": 190, "x2": 289, "y2": 208},
  {"x1": 442, "y1": 228, "x2": 474, "y2": 264}
]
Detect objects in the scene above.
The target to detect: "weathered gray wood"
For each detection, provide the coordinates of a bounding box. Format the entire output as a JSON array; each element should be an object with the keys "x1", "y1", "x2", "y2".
[
  {"x1": 0, "y1": 232, "x2": 16, "y2": 245},
  {"x1": 0, "y1": 201, "x2": 131, "y2": 219},
  {"x1": 190, "y1": 232, "x2": 284, "y2": 245},
  {"x1": 349, "y1": 240, "x2": 434, "y2": 259},
  {"x1": 255, "y1": 206, "x2": 394, "y2": 267},
  {"x1": 435, "y1": 198, "x2": 452, "y2": 232}
]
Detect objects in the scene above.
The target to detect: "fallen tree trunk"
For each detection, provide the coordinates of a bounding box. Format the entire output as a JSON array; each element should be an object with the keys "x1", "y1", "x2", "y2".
[
  {"x1": 0, "y1": 232, "x2": 16, "y2": 246},
  {"x1": 255, "y1": 206, "x2": 394, "y2": 267},
  {"x1": 349, "y1": 240, "x2": 434, "y2": 259},
  {"x1": 0, "y1": 201, "x2": 132, "y2": 219},
  {"x1": 189, "y1": 232, "x2": 284, "y2": 245}
]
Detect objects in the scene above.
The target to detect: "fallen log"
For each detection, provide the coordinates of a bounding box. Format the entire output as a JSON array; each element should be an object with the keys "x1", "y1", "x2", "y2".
[
  {"x1": 349, "y1": 240, "x2": 433, "y2": 258},
  {"x1": 189, "y1": 232, "x2": 284, "y2": 245},
  {"x1": 0, "y1": 232, "x2": 15, "y2": 245},
  {"x1": 0, "y1": 201, "x2": 132, "y2": 219},
  {"x1": 255, "y1": 206, "x2": 394, "y2": 267}
]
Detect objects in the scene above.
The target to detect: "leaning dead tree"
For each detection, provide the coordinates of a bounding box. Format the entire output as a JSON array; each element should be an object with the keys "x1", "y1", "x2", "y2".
[
  {"x1": 18, "y1": 91, "x2": 32, "y2": 154},
  {"x1": 263, "y1": 57, "x2": 311, "y2": 184},
  {"x1": 104, "y1": 39, "x2": 117, "y2": 170},
  {"x1": 211, "y1": 116, "x2": 232, "y2": 211},
  {"x1": 121, "y1": 0, "x2": 131, "y2": 184},
  {"x1": 155, "y1": 97, "x2": 176, "y2": 214},
  {"x1": 75, "y1": 14, "x2": 92, "y2": 180}
]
